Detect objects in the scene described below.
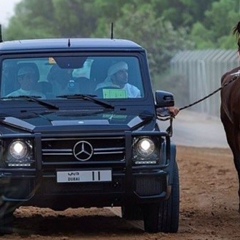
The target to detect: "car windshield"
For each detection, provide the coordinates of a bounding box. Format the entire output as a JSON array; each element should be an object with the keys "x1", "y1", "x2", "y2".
[{"x1": 1, "y1": 56, "x2": 145, "y2": 100}]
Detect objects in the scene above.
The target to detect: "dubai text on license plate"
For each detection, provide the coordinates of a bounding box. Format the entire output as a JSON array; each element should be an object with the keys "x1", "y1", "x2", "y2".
[{"x1": 56, "y1": 169, "x2": 112, "y2": 183}]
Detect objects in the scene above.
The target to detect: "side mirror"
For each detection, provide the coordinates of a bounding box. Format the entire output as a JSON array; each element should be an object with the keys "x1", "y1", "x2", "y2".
[{"x1": 155, "y1": 90, "x2": 174, "y2": 108}]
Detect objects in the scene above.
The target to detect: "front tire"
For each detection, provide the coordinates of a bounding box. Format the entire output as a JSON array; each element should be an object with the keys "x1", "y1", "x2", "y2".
[
  {"x1": 121, "y1": 204, "x2": 143, "y2": 220},
  {"x1": 143, "y1": 161, "x2": 180, "y2": 233},
  {"x1": 0, "y1": 201, "x2": 17, "y2": 235}
]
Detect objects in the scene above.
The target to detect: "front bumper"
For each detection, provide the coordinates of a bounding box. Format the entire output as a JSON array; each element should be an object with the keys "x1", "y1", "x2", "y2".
[
  {"x1": 0, "y1": 167, "x2": 169, "y2": 209},
  {"x1": 0, "y1": 131, "x2": 174, "y2": 209}
]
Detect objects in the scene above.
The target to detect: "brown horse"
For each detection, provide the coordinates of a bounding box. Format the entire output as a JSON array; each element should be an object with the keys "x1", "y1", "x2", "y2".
[{"x1": 220, "y1": 21, "x2": 240, "y2": 212}]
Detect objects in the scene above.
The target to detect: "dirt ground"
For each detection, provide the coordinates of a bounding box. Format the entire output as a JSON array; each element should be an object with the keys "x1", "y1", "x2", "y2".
[{"x1": 2, "y1": 146, "x2": 240, "y2": 240}]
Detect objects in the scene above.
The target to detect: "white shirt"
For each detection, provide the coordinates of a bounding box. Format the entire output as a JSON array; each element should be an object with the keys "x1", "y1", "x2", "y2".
[
  {"x1": 122, "y1": 83, "x2": 141, "y2": 98},
  {"x1": 95, "y1": 82, "x2": 141, "y2": 98}
]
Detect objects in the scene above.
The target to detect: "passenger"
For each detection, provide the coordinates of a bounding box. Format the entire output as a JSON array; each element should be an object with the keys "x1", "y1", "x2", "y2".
[
  {"x1": 47, "y1": 65, "x2": 74, "y2": 95},
  {"x1": 7, "y1": 66, "x2": 45, "y2": 98}
]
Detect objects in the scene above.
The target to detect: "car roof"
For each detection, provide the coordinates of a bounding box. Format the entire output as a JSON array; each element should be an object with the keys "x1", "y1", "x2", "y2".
[{"x1": 0, "y1": 38, "x2": 144, "y2": 53}]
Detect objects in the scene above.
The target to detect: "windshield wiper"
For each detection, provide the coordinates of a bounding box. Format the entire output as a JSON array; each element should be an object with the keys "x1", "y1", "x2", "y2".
[
  {"x1": 2, "y1": 95, "x2": 59, "y2": 110},
  {"x1": 56, "y1": 94, "x2": 114, "y2": 109}
]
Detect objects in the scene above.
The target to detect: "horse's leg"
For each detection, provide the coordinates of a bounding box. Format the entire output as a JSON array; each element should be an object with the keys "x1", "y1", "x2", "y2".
[
  {"x1": 230, "y1": 153, "x2": 240, "y2": 212},
  {"x1": 234, "y1": 127, "x2": 240, "y2": 212},
  {"x1": 221, "y1": 109, "x2": 240, "y2": 212}
]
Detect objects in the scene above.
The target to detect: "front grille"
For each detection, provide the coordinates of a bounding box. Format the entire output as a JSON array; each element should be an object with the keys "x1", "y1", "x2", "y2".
[{"x1": 41, "y1": 136, "x2": 125, "y2": 166}]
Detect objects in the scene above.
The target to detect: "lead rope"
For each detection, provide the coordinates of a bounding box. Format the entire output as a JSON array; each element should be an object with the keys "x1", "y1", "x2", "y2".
[
  {"x1": 179, "y1": 75, "x2": 238, "y2": 111},
  {"x1": 157, "y1": 74, "x2": 240, "y2": 137}
]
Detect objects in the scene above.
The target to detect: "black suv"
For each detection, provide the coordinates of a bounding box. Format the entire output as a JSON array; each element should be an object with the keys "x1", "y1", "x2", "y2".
[{"x1": 0, "y1": 35, "x2": 179, "y2": 234}]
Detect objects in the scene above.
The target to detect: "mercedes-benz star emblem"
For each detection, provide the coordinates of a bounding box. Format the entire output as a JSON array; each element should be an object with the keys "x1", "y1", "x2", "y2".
[{"x1": 73, "y1": 141, "x2": 93, "y2": 161}]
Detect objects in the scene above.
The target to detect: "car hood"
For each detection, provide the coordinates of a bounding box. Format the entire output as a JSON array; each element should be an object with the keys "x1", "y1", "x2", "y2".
[{"x1": 0, "y1": 109, "x2": 155, "y2": 134}]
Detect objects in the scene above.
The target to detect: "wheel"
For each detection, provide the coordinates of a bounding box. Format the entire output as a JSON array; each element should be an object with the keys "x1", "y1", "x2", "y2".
[
  {"x1": 0, "y1": 201, "x2": 17, "y2": 235},
  {"x1": 142, "y1": 161, "x2": 180, "y2": 233},
  {"x1": 142, "y1": 203, "x2": 160, "y2": 233},
  {"x1": 121, "y1": 205, "x2": 143, "y2": 220},
  {"x1": 158, "y1": 161, "x2": 180, "y2": 233}
]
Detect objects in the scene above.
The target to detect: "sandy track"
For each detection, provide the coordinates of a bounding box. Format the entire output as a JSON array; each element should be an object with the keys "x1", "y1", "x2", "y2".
[{"x1": 2, "y1": 146, "x2": 239, "y2": 240}]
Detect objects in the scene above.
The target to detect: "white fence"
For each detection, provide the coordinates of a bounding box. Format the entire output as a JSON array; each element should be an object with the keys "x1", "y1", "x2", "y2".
[{"x1": 170, "y1": 50, "x2": 239, "y2": 117}]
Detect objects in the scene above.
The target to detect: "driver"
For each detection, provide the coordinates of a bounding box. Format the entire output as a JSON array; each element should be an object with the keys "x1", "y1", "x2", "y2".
[{"x1": 95, "y1": 61, "x2": 141, "y2": 98}]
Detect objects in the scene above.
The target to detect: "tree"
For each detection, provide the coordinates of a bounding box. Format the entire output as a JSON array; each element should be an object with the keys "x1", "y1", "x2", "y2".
[
  {"x1": 149, "y1": 0, "x2": 215, "y2": 31},
  {"x1": 190, "y1": 0, "x2": 240, "y2": 49},
  {"x1": 5, "y1": 0, "x2": 98, "y2": 39},
  {"x1": 93, "y1": 3, "x2": 193, "y2": 75}
]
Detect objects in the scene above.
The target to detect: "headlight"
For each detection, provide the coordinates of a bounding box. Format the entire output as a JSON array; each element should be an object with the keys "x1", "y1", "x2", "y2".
[
  {"x1": 9, "y1": 140, "x2": 28, "y2": 159},
  {"x1": 7, "y1": 140, "x2": 34, "y2": 166},
  {"x1": 136, "y1": 138, "x2": 155, "y2": 157},
  {"x1": 133, "y1": 137, "x2": 159, "y2": 165}
]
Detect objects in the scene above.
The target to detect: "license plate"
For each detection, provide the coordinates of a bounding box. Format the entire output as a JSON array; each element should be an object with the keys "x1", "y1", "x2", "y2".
[{"x1": 56, "y1": 169, "x2": 112, "y2": 183}]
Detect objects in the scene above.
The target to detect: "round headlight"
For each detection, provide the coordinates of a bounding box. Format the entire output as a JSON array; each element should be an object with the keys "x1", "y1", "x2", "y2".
[
  {"x1": 136, "y1": 138, "x2": 155, "y2": 157},
  {"x1": 9, "y1": 140, "x2": 28, "y2": 160}
]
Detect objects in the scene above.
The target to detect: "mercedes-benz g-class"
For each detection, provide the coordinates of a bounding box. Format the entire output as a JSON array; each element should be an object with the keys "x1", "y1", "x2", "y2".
[{"x1": 0, "y1": 34, "x2": 179, "y2": 234}]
